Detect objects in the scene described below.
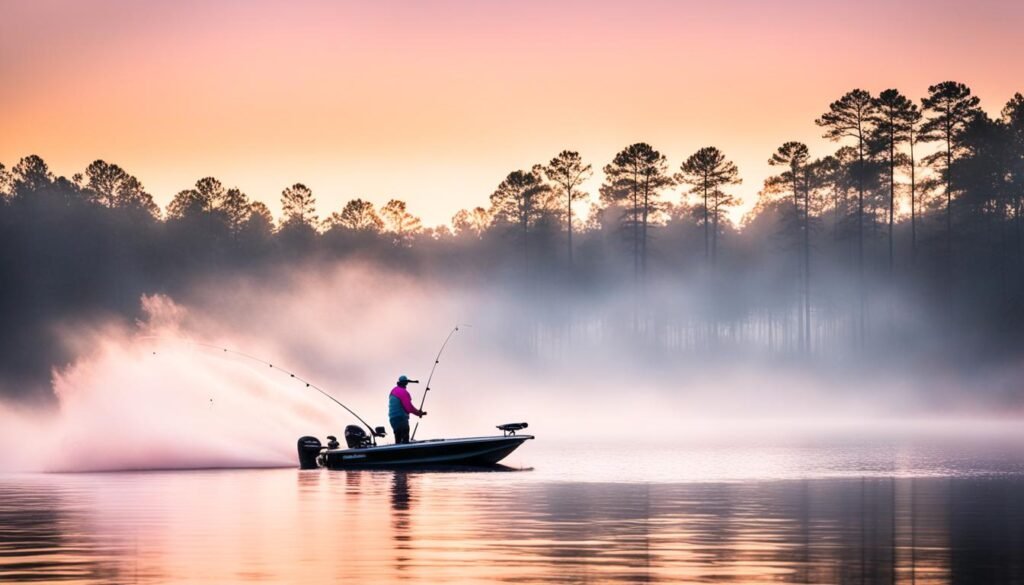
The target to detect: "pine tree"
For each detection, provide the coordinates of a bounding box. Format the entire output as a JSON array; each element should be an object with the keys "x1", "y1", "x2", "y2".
[
  {"x1": 280, "y1": 183, "x2": 318, "y2": 228},
  {"x1": 544, "y1": 151, "x2": 592, "y2": 268},
  {"x1": 676, "y1": 146, "x2": 741, "y2": 267},
  {"x1": 816, "y1": 89, "x2": 875, "y2": 342},
  {"x1": 602, "y1": 143, "x2": 673, "y2": 281},
  {"x1": 920, "y1": 81, "x2": 983, "y2": 260},
  {"x1": 870, "y1": 89, "x2": 917, "y2": 273}
]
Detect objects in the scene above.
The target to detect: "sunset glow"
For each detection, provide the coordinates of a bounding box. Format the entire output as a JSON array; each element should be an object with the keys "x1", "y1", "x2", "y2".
[{"x1": 3, "y1": 0, "x2": 1022, "y2": 225}]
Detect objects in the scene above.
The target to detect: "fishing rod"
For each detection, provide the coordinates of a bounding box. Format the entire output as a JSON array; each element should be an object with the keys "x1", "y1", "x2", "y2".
[
  {"x1": 143, "y1": 337, "x2": 379, "y2": 439},
  {"x1": 411, "y1": 325, "x2": 465, "y2": 441}
]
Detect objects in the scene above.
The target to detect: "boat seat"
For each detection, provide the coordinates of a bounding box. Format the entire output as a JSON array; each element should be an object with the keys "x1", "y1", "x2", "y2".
[{"x1": 497, "y1": 422, "x2": 528, "y2": 436}]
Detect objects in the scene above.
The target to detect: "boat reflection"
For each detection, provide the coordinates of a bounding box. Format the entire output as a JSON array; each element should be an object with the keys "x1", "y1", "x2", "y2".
[{"x1": 2, "y1": 471, "x2": 1024, "y2": 583}]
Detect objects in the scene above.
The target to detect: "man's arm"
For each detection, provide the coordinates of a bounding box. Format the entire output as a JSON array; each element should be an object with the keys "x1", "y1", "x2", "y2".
[{"x1": 396, "y1": 387, "x2": 424, "y2": 417}]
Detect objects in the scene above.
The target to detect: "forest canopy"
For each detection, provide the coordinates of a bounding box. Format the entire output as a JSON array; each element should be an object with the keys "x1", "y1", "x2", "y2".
[{"x1": 2, "y1": 81, "x2": 1023, "y2": 398}]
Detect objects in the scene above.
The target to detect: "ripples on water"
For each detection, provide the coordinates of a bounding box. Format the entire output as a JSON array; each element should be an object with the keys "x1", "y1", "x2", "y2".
[{"x1": 2, "y1": 438, "x2": 1024, "y2": 584}]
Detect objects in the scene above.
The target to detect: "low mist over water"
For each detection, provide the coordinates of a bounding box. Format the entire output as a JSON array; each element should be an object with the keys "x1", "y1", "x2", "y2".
[{"x1": 0, "y1": 259, "x2": 1021, "y2": 473}]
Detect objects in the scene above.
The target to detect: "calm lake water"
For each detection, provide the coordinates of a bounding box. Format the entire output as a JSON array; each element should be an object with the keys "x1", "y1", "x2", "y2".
[{"x1": 3, "y1": 435, "x2": 1024, "y2": 584}]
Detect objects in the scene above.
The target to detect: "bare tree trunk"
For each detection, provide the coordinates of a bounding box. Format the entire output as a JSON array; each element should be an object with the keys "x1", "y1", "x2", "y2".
[
  {"x1": 641, "y1": 182, "x2": 649, "y2": 279},
  {"x1": 793, "y1": 174, "x2": 807, "y2": 354},
  {"x1": 857, "y1": 134, "x2": 866, "y2": 346},
  {"x1": 522, "y1": 209, "x2": 529, "y2": 275},
  {"x1": 631, "y1": 177, "x2": 640, "y2": 332},
  {"x1": 803, "y1": 183, "x2": 812, "y2": 355},
  {"x1": 945, "y1": 128, "x2": 953, "y2": 261},
  {"x1": 712, "y1": 199, "x2": 719, "y2": 268},
  {"x1": 567, "y1": 187, "x2": 573, "y2": 269},
  {"x1": 888, "y1": 128, "x2": 895, "y2": 276},
  {"x1": 833, "y1": 188, "x2": 840, "y2": 241},
  {"x1": 910, "y1": 131, "x2": 917, "y2": 264},
  {"x1": 632, "y1": 185, "x2": 639, "y2": 284},
  {"x1": 1017, "y1": 196, "x2": 1024, "y2": 268},
  {"x1": 703, "y1": 179, "x2": 710, "y2": 264},
  {"x1": 1016, "y1": 196, "x2": 1024, "y2": 269}
]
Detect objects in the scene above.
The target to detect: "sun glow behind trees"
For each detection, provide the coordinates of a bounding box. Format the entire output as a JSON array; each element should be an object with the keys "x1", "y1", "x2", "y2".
[{"x1": 3, "y1": 1, "x2": 1022, "y2": 227}]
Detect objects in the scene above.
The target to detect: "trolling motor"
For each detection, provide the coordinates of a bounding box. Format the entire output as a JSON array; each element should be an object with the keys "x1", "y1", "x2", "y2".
[{"x1": 497, "y1": 422, "x2": 528, "y2": 437}]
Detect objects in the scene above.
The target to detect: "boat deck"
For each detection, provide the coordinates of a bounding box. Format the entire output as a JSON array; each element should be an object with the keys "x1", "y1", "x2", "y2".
[{"x1": 322, "y1": 434, "x2": 533, "y2": 468}]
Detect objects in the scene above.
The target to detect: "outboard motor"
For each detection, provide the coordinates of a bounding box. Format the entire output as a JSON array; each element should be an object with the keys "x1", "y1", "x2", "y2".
[
  {"x1": 297, "y1": 436, "x2": 322, "y2": 469},
  {"x1": 344, "y1": 425, "x2": 372, "y2": 448}
]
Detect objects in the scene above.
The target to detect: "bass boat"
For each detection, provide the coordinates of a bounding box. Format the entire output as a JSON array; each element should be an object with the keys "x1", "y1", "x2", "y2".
[{"x1": 298, "y1": 423, "x2": 532, "y2": 469}]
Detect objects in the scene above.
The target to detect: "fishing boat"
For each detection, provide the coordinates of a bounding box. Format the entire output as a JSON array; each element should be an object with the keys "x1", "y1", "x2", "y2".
[{"x1": 298, "y1": 423, "x2": 532, "y2": 469}]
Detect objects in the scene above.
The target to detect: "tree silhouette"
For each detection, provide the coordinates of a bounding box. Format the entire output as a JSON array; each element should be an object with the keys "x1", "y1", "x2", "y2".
[
  {"x1": 960, "y1": 113, "x2": 1015, "y2": 211},
  {"x1": 452, "y1": 207, "x2": 491, "y2": 238},
  {"x1": 920, "y1": 81, "x2": 983, "y2": 260},
  {"x1": 167, "y1": 176, "x2": 228, "y2": 220},
  {"x1": 769, "y1": 141, "x2": 812, "y2": 353},
  {"x1": 870, "y1": 89, "x2": 917, "y2": 274},
  {"x1": 380, "y1": 199, "x2": 422, "y2": 246},
  {"x1": 82, "y1": 160, "x2": 158, "y2": 217},
  {"x1": 676, "y1": 146, "x2": 741, "y2": 267},
  {"x1": 808, "y1": 154, "x2": 846, "y2": 241},
  {"x1": 12, "y1": 155, "x2": 53, "y2": 196},
  {"x1": 281, "y1": 183, "x2": 318, "y2": 228},
  {"x1": 544, "y1": 150, "x2": 592, "y2": 268},
  {"x1": 221, "y1": 188, "x2": 252, "y2": 235},
  {"x1": 327, "y1": 198, "x2": 384, "y2": 232},
  {"x1": 247, "y1": 201, "x2": 275, "y2": 231},
  {"x1": 0, "y1": 163, "x2": 10, "y2": 200},
  {"x1": 489, "y1": 166, "x2": 552, "y2": 270},
  {"x1": 907, "y1": 105, "x2": 923, "y2": 263},
  {"x1": 602, "y1": 143, "x2": 673, "y2": 281},
  {"x1": 816, "y1": 89, "x2": 875, "y2": 342},
  {"x1": 83, "y1": 160, "x2": 124, "y2": 206},
  {"x1": 1004, "y1": 94, "x2": 1024, "y2": 263},
  {"x1": 166, "y1": 188, "x2": 206, "y2": 220},
  {"x1": 195, "y1": 177, "x2": 227, "y2": 210}
]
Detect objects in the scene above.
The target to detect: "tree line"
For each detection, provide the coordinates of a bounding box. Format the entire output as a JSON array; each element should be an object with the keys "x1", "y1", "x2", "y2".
[{"x1": 2, "y1": 80, "x2": 1023, "y2": 396}]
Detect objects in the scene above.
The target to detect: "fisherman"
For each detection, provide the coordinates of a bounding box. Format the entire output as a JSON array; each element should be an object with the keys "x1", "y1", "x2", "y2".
[{"x1": 389, "y1": 375, "x2": 426, "y2": 444}]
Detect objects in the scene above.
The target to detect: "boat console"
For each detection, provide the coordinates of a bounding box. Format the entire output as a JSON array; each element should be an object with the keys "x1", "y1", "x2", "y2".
[
  {"x1": 343, "y1": 424, "x2": 390, "y2": 448},
  {"x1": 344, "y1": 425, "x2": 372, "y2": 448}
]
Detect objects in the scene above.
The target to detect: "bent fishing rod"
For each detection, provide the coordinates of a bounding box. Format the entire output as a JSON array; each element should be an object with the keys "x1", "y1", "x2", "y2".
[
  {"x1": 411, "y1": 325, "x2": 465, "y2": 441},
  {"x1": 143, "y1": 337, "x2": 379, "y2": 438}
]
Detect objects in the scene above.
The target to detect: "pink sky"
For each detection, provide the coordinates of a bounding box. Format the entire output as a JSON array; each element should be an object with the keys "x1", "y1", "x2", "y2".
[{"x1": 2, "y1": 0, "x2": 1022, "y2": 225}]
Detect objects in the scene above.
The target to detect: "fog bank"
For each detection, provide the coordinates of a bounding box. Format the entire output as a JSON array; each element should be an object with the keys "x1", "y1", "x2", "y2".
[{"x1": 0, "y1": 262, "x2": 1021, "y2": 472}]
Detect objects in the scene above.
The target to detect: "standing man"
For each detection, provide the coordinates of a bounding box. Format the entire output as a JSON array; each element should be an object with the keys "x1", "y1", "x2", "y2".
[{"x1": 389, "y1": 375, "x2": 426, "y2": 444}]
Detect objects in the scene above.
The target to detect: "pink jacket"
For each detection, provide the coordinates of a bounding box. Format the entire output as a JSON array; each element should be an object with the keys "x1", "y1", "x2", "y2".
[{"x1": 389, "y1": 386, "x2": 424, "y2": 417}]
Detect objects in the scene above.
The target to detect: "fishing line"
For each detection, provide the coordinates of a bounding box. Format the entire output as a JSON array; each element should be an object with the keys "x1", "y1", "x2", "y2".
[
  {"x1": 411, "y1": 324, "x2": 468, "y2": 441},
  {"x1": 140, "y1": 336, "x2": 377, "y2": 436}
]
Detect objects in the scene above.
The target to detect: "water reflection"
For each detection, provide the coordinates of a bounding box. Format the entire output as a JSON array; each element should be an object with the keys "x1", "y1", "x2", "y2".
[{"x1": 2, "y1": 472, "x2": 1024, "y2": 583}]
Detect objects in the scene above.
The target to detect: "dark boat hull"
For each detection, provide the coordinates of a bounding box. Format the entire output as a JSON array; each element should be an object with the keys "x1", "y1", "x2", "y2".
[{"x1": 321, "y1": 435, "x2": 533, "y2": 469}]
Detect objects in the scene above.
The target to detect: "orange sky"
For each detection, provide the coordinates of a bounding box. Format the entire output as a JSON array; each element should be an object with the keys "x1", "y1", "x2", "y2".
[{"x1": 2, "y1": 0, "x2": 1022, "y2": 226}]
